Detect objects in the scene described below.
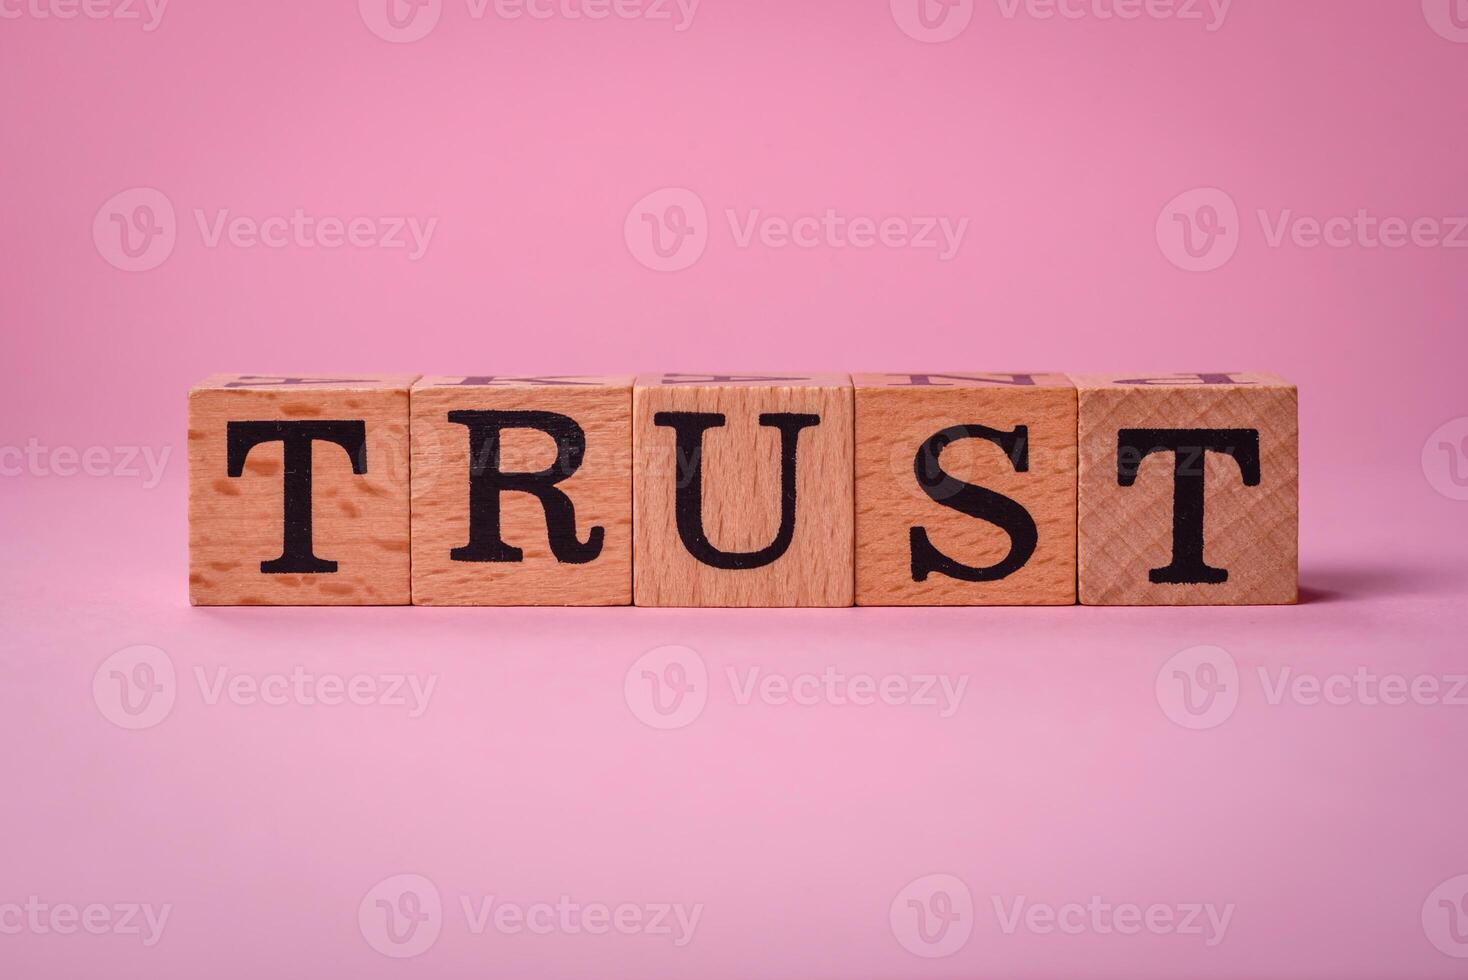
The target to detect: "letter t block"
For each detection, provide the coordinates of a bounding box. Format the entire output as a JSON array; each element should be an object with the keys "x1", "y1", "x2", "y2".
[
  {"x1": 188, "y1": 374, "x2": 416, "y2": 605},
  {"x1": 1074, "y1": 373, "x2": 1298, "y2": 605},
  {"x1": 633, "y1": 374, "x2": 855, "y2": 607}
]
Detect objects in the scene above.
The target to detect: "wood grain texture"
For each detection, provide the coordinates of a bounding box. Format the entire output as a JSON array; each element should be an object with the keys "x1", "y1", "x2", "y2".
[
  {"x1": 410, "y1": 376, "x2": 633, "y2": 606},
  {"x1": 853, "y1": 373, "x2": 1076, "y2": 605},
  {"x1": 188, "y1": 374, "x2": 415, "y2": 605},
  {"x1": 633, "y1": 374, "x2": 854, "y2": 607},
  {"x1": 1074, "y1": 372, "x2": 1298, "y2": 606}
]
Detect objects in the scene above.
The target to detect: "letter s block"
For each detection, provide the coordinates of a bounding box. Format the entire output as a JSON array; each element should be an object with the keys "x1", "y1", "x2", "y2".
[
  {"x1": 188, "y1": 374, "x2": 416, "y2": 605},
  {"x1": 633, "y1": 374, "x2": 854, "y2": 607},
  {"x1": 409, "y1": 376, "x2": 633, "y2": 605},
  {"x1": 853, "y1": 373, "x2": 1077, "y2": 605},
  {"x1": 1074, "y1": 373, "x2": 1298, "y2": 605}
]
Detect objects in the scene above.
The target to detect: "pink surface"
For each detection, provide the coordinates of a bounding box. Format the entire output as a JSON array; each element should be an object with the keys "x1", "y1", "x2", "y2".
[{"x1": 3, "y1": 1, "x2": 1467, "y2": 976}]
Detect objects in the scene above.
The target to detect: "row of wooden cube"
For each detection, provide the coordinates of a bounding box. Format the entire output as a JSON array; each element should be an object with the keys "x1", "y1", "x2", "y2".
[{"x1": 188, "y1": 373, "x2": 1298, "y2": 607}]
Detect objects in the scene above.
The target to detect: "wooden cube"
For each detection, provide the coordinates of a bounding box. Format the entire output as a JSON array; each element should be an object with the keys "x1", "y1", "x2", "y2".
[
  {"x1": 410, "y1": 376, "x2": 633, "y2": 605},
  {"x1": 633, "y1": 374, "x2": 854, "y2": 607},
  {"x1": 853, "y1": 373, "x2": 1077, "y2": 605},
  {"x1": 1074, "y1": 372, "x2": 1298, "y2": 605},
  {"x1": 188, "y1": 374, "x2": 416, "y2": 605}
]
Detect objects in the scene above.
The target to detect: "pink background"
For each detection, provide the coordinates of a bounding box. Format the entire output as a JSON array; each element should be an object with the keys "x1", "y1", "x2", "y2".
[{"x1": 4, "y1": 0, "x2": 1468, "y2": 976}]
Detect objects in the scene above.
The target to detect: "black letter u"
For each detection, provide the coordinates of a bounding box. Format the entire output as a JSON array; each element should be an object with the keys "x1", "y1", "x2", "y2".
[{"x1": 653, "y1": 412, "x2": 820, "y2": 570}]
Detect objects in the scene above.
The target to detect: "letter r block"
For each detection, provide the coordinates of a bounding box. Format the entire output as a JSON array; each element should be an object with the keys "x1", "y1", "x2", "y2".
[
  {"x1": 1074, "y1": 373, "x2": 1298, "y2": 605},
  {"x1": 853, "y1": 373, "x2": 1077, "y2": 605},
  {"x1": 187, "y1": 374, "x2": 416, "y2": 605},
  {"x1": 633, "y1": 374, "x2": 854, "y2": 607},
  {"x1": 410, "y1": 376, "x2": 633, "y2": 605}
]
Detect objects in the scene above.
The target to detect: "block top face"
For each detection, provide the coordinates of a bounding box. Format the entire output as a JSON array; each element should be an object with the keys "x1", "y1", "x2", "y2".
[
  {"x1": 415, "y1": 375, "x2": 634, "y2": 389},
  {"x1": 635, "y1": 373, "x2": 851, "y2": 388},
  {"x1": 1070, "y1": 372, "x2": 1293, "y2": 391},
  {"x1": 192, "y1": 374, "x2": 417, "y2": 392},
  {"x1": 852, "y1": 372, "x2": 1072, "y2": 389}
]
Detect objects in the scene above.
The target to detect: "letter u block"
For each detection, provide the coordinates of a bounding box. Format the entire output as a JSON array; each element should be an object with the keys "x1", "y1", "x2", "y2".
[
  {"x1": 853, "y1": 373, "x2": 1077, "y2": 605},
  {"x1": 188, "y1": 374, "x2": 416, "y2": 605},
  {"x1": 410, "y1": 376, "x2": 633, "y2": 605},
  {"x1": 633, "y1": 374, "x2": 855, "y2": 607},
  {"x1": 1074, "y1": 373, "x2": 1298, "y2": 605}
]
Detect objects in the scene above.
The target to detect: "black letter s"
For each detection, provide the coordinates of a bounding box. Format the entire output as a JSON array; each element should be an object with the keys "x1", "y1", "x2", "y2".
[{"x1": 909, "y1": 425, "x2": 1039, "y2": 583}]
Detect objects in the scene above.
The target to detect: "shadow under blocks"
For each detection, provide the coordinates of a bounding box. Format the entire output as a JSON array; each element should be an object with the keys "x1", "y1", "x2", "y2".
[{"x1": 186, "y1": 372, "x2": 1298, "y2": 607}]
